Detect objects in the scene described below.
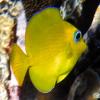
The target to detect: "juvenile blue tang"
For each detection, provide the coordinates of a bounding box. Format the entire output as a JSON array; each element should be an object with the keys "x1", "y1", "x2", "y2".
[{"x1": 10, "y1": 8, "x2": 87, "y2": 93}]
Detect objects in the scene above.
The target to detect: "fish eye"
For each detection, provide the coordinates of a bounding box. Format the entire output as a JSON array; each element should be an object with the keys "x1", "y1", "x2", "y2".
[{"x1": 74, "y1": 31, "x2": 82, "y2": 42}]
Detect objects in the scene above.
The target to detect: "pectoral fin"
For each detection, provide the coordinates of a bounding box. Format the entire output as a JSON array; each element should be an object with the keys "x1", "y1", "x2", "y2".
[{"x1": 10, "y1": 44, "x2": 29, "y2": 86}]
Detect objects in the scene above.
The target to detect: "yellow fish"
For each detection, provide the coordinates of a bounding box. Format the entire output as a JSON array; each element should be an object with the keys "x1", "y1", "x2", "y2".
[{"x1": 10, "y1": 8, "x2": 87, "y2": 93}]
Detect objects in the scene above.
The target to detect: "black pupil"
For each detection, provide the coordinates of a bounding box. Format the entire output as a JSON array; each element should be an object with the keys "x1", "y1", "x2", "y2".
[{"x1": 76, "y1": 32, "x2": 81, "y2": 40}]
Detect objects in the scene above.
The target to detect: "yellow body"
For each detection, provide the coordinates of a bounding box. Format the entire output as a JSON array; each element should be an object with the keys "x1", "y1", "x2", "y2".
[{"x1": 10, "y1": 8, "x2": 87, "y2": 93}]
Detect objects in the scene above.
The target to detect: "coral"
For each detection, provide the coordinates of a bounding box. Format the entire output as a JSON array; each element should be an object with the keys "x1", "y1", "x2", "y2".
[{"x1": 0, "y1": 0, "x2": 23, "y2": 100}]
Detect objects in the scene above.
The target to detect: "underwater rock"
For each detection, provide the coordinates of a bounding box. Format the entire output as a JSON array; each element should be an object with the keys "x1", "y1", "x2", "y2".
[
  {"x1": 0, "y1": 0, "x2": 23, "y2": 100},
  {"x1": 60, "y1": 0, "x2": 85, "y2": 20},
  {"x1": 0, "y1": 53, "x2": 9, "y2": 82},
  {"x1": 0, "y1": 14, "x2": 14, "y2": 53},
  {"x1": 84, "y1": 3, "x2": 100, "y2": 43},
  {"x1": 67, "y1": 69, "x2": 100, "y2": 100},
  {"x1": 60, "y1": 0, "x2": 99, "y2": 33},
  {"x1": 0, "y1": 82, "x2": 8, "y2": 100},
  {"x1": 0, "y1": 3, "x2": 14, "y2": 99},
  {"x1": 8, "y1": 86, "x2": 20, "y2": 100},
  {"x1": 0, "y1": 0, "x2": 23, "y2": 17}
]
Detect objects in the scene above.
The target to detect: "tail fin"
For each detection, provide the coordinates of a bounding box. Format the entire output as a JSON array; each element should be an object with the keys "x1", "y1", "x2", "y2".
[{"x1": 10, "y1": 44, "x2": 29, "y2": 86}]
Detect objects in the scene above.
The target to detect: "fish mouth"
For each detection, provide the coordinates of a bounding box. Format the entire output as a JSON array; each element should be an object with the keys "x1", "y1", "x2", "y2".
[{"x1": 57, "y1": 72, "x2": 69, "y2": 83}]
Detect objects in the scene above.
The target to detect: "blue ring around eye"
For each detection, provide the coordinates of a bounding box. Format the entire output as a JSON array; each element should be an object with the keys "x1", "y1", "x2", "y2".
[{"x1": 74, "y1": 30, "x2": 82, "y2": 42}]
